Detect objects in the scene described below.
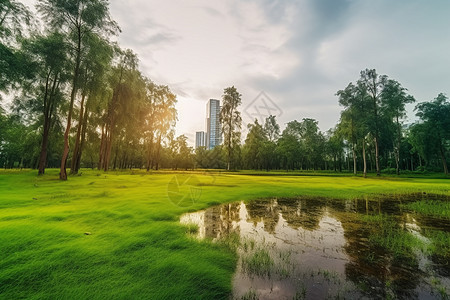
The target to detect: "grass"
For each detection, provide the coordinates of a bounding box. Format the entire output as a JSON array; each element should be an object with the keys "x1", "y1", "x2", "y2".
[
  {"x1": 0, "y1": 168, "x2": 449, "y2": 299},
  {"x1": 361, "y1": 214, "x2": 427, "y2": 260},
  {"x1": 423, "y1": 229, "x2": 450, "y2": 258},
  {"x1": 403, "y1": 200, "x2": 450, "y2": 219},
  {"x1": 241, "y1": 248, "x2": 274, "y2": 277}
]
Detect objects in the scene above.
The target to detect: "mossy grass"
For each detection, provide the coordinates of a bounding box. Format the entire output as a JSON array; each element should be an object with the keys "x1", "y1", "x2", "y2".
[{"x1": 0, "y1": 169, "x2": 449, "y2": 299}]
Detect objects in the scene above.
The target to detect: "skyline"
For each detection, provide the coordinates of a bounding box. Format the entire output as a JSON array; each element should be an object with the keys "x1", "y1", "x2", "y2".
[{"x1": 20, "y1": 0, "x2": 450, "y2": 146}]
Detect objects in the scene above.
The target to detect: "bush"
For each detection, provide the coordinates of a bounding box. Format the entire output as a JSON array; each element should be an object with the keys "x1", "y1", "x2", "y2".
[{"x1": 382, "y1": 168, "x2": 397, "y2": 174}]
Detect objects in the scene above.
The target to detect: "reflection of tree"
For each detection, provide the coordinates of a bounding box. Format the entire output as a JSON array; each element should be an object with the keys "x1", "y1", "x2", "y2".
[
  {"x1": 411, "y1": 214, "x2": 450, "y2": 277},
  {"x1": 203, "y1": 202, "x2": 241, "y2": 239},
  {"x1": 245, "y1": 199, "x2": 280, "y2": 233},
  {"x1": 196, "y1": 194, "x2": 446, "y2": 298},
  {"x1": 339, "y1": 211, "x2": 421, "y2": 299},
  {"x1": 277, "y1": 197, "x2": 325, "y2": 231}
]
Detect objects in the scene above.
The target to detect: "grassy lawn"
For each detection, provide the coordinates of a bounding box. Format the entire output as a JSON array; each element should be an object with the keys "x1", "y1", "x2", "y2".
[{"x1": 0, "y1": 169, "x2": 449, "y2": 299}]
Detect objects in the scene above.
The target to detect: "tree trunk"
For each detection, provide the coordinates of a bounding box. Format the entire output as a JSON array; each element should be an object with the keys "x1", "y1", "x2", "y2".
[
  {"x1": 70, "y1": 92, "x2": 86, "y2": 174},
  {"x1": 395, "y1": 116, "x2": 401, "y2": 175},
  {"x1": 38, "y1": 122, "x2": 51, "y2": 175},
  {"x1": 352, "y1": 144, "x2": 357, "y2": 175},
  {"x1": 60, "y1": 26, "x2": 82, "y2": 180},
  {"x1": 362, "y1": 138, "x2": 367, "y2": 178},
  {"x1": 98, "y1": 124, "x2": 105, "y2": 170},
  {"x1": 38, "y1": 71, "x2": 52, "y2": 175},
  {"x1": 347, "y1": 154, "x2": 350, "y2": 172},
  {"x1": 374, "y1": 136, "x2": 380, "y2": 176},
  {"x1": 155, "y1": 134, "x2": 162, "y2": 170},
  {"x1": 75, "y1": 108, "x2": 89, "y2": 172},
  {"x1": 146, "y1": 133, "x2": 154, "y2": 171},
  {"x1": 439, "y1": 144, "x2": 448, "y2": 175}
]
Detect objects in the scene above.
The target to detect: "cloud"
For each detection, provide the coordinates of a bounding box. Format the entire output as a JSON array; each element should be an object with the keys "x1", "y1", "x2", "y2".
[{"x1": 19, "y1": 0, "x2": 450, "y2": 144}]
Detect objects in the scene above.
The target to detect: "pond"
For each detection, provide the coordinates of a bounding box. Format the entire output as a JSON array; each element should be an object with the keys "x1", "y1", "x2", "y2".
[{"x1": 180, "y1": 194, "x2": 450, "y2": 299}]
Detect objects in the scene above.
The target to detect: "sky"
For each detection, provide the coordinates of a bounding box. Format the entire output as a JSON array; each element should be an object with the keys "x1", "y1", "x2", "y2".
[{"x1": 21, "y1": 0, "x2": 450, "y2": 145}]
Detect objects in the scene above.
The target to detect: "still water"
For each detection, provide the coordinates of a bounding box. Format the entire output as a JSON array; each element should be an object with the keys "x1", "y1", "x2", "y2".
[{"x1": 181, "y1": 195, "x2": 450, "y2": 299}]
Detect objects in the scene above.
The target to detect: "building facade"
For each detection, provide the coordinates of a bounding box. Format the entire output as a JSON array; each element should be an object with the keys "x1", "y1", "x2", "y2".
[
  {"x1": 206, "y1": 99, "x2": 221, "y2": 150},
  {"x1": 195, "y1": 131, "x2": 206, "y2": 149}
]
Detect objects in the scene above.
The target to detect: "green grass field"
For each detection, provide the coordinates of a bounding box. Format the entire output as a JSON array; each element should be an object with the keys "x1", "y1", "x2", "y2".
[{"x1": 0, "y1": 169, "x2": 449, "y2": 299}]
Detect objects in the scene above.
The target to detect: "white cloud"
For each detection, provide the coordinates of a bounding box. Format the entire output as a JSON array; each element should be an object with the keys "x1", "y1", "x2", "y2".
[{"x1": 18, "y1": 0, "x2": 450, "y2": 145}]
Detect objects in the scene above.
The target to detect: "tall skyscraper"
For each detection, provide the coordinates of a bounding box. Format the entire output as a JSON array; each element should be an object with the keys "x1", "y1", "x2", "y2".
[
  {"x1": 206, "y1": 99, "x2": 221, "y2": 150},
  {"x1": 195, "y1": 131, "x2": 206, "y2": 149}
]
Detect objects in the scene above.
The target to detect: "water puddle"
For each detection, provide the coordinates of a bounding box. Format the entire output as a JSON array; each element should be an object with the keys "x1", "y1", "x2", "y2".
[{"x1": 181, "y1": 194, "x2": 450, "y2": 299}]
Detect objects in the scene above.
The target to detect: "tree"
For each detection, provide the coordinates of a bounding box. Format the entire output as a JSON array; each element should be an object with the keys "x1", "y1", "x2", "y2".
[
  {"x1": 70, "y1": 33, "x2": 114, "y2": 174},
  {"x1": 262, "y1": 115, "x2": 280, "y2": 170},
  {"x1": 264, "y1": 115, "x2": 280, "y2": 142},
  {"x1": 326, "y1": 127, "x2": 344, "y2": 172},
  {"x1": 171, "y1": 135, "x2": 193, "y2": 170},
  {"x1": 277, "y1": 123, "x2": 301, "y2": 171},
  {"x1": 415, "y1": 93, "x2": 450, "y2": 174},
  {"x1": 37, "y1": 0, "x2": 119, "y2": 180},
  {"x1": 98, "y1": 49, "x2": 144, "y2": 171},
  {"x1": 220, "y1": 86, "x2": 242, "y2": 171},
  {"x1": 143, "y1": 81, "x2": 177, "y2": 171},
  {"x1": 337, "y1": 81, "x2": 373, "y2": 176},
  {"x1": 381, "y1": 79, "x2": 415, "y2": 175},
  {"x1": 243, "y1": 119, "x2": 267, "y2": 170},
  {"x1": 359, "y1": 69, "x2": 388, "y2": 176},
  {"x1": 18, "y1": 32, "x2": 68, "y2": 174},
  {"x1": 0, "y1": 0, "x2": 32, "y2": 93},
  {"x1": 299, "y1": 118, "x2": 325, "y2": 170}
]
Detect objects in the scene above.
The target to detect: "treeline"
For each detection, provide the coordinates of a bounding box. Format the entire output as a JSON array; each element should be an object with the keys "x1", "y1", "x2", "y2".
[
  {"x1": 1, "y1": 2, "x2": 449, "y2": 177},
  {"x1": 1, "y1": 0, "x2": 179, "y2": 179},
  {"x1": 195, "y1": 71, "x2": 450, "y2": 175}
]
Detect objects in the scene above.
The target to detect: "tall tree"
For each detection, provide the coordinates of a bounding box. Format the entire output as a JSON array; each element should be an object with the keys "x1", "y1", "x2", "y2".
[
  {"x1": 70, "y1": 33, "x2": 114, "y2": 174},
  {"x1": 299, "y1": 118, "x2": 325, "y2": 170},
  {"x1": 415, "y1": 93, "x2": 450, "y2": 174},
  {"x1": 143, "y1": 82, "x2": 177, "y2": 171},
  {"x1": 360, "y1": 69, "x2": 387, "y2": 176},
  {"x1": 220, "y1": 86, "x2": 242, "y2": 171},
  {"x1": 264, "y1": 115, "x2": 280, "y2": 142},
  {"x1": 337, "y1": 83, "x2": 358, "y2": 175},
  {"x1": 326, "y1": 127, "x2": 344, "y2": 172},
  {"x1": 381, "y1": 79, "x2": 415, "y2": 175},
  {"x1": 37, "y1": 0, "x2": 119, "y2": 180},
  {"x1": 243, "y1": 119, "x2": 267, "y2": 170},
  {"x1": 277, "y1": 122, "x2": 302, "y2": 171},
  {"x1": 19, "y1": 32, "x2": 68, "y2": 174},
  {"x1": 98, "y1": 49, "x2": 142, "y2": 171},
  {"x1": 0, "y1": 0, "x2": 32, "y2": 93},
  {"x1": 337, "y1": 82, "x2": 371, "y2": 176}
]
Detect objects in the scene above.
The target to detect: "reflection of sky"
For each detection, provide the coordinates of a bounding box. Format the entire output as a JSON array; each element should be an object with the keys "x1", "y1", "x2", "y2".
[
  {"x1": 181, "y1": 200, "x2": 352, "y2": 299},
  {"x1": 181, "y1": 197, "x2": 450, "y2": 299}
]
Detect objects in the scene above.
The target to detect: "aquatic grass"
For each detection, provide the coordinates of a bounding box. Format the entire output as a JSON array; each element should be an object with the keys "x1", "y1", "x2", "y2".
[
  {"x1": 239, "y1": 289, "x2": 258, "y2": 300},
  {"x1": 241, "y1": 248, "x2": 274, "y2": 277},
  {"x1": 423, "y1": 229, "x2": 450, "y2": 258},
  {"x1": 403, "y1": 200, "x2": 450, "y2": 219},
  {"x1": 360, "y1": 214, "x2": 428, "y2": 259}
]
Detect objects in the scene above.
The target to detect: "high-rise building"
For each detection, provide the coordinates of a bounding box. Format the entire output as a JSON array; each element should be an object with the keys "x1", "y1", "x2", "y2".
[
  {"x1": 195, "y1": 131, "x2": 206, "y2": 149},
  {"x1": 206, "y1": 99, "x2": 221, "y2": 150}
]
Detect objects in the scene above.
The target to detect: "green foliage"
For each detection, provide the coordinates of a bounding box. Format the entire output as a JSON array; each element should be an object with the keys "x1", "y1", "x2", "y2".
[
  {"x1": 413, "y1": 93, "x2": 450, "y2": 174},
  {"x1": 220, "y1": 86, "x2": 242, "y2": 171}
]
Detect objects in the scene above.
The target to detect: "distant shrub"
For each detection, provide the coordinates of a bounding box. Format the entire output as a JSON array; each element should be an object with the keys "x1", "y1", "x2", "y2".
[{"x1": 382, "y1": 168, "x2": 397, "y2": 174}]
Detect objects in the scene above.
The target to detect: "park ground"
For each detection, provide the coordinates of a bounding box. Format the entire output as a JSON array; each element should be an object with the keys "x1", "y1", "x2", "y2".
[{"x1": 0, "y1": 169, "x2": 449, "y2": 299}]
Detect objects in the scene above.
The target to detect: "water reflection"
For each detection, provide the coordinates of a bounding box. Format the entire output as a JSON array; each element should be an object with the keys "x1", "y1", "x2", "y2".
[{"x1": 180, "y1": 195, "x2": 450, "y2": 299}]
